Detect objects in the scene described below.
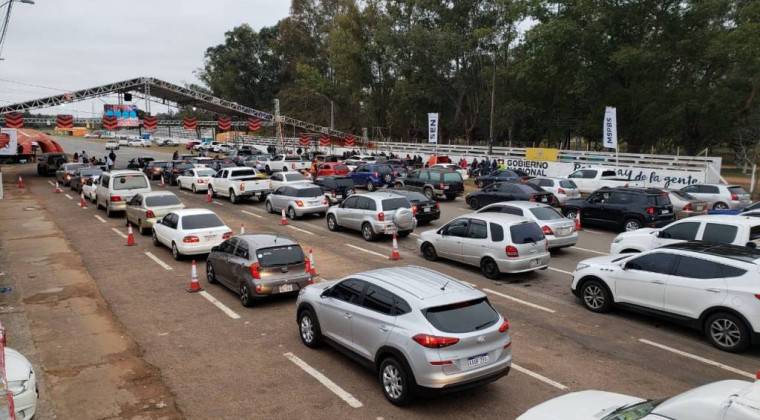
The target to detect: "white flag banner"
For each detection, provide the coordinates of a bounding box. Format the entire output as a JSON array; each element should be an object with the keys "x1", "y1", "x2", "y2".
[
  {"x1": 428, "y1": 113, "x2": 439, "y2": 144},
  {"x1": 602, "y1": 106, "x2": 618, "y2": 150}
]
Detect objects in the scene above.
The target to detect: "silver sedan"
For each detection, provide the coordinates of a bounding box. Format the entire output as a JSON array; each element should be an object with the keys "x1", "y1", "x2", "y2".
[{"x1": 265, "y1": 184, "x2": 329, "y2": 219}]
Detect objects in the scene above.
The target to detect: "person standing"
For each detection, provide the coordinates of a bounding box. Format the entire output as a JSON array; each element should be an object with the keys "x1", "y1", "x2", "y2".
[
  {"x1": 172, "y1": 150, "x2": 179, "y2": 160},
  {"x1": 106, "y1": 155, "x2": 113, "y2": 171},
  {"x1": 108, "y1": 150, "x2": 116, "y2": 169}
]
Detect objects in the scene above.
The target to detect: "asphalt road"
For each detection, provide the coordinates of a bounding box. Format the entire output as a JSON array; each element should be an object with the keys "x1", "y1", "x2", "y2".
[{"x1": 18, "y1": 136, "x2": 760, "y2": 419}]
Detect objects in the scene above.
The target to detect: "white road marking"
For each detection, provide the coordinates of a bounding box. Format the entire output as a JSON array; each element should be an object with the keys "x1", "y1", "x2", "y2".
[
  {"x1": 180, "y1": 191, "x2": 192, "y2": 196},
  {"x1": 638, "y1": 338, "x2": 755, "y2": 379},
  {"x1": 289, "y1": 225, "x2": 315, "y2": 235},
  {"x1": 93, "y1": 215, "x2": 106, "y2": 223},
  {"x1": 213, "y1": 200, "x2": 225, "y2": 206},
  {"x1": 345, "y1": 243, "x2": 388, "y2": 259},
  {"x1": 410, "y1": 233, "x2": 420, "y2": 238},
  {"x1": 548, "y1": 267, "x2": 573, "y2": 275},
  {"x1": 241, "y1": 210, "x2": 263, "y2": 219},
  {"x1": 144, "y1": 252, "x2": 173, "y2": 271},
  {"x1": 459, "y1": 280, "x2": 477, "y2": 288},
  {"x1": 512, "y1": 363, "x2": 568, "y2": 390},
  {"x1": 198, "y1": 291, "x2": 241, "y2": 320},
  {"x1": 572, "y1": 246, "x2": 607, "y2": 255},
  {"x1": 483, "y1": 288, "x2": 556, "y2": 314},
  {"x1": 64, "y1": 194, "x2": 73, "y2": 200},
  {"x1": 110, "y1": 227, "x2": 128, "y2": 239},
  {"x1": 283, "y1": 352, "x2": 363, "y2": 408},
  {"x1": 47, "y1": 180, "x2": 54, "y2": 186}
]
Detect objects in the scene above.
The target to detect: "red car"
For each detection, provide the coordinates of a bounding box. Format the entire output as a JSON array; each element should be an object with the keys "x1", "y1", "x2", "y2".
[
  {"x1": 315, "y1": 162, "x2": 350, "y2": 177},
  {"x1": 185, "y1": 141, "x2": 201, "y2": 150}
]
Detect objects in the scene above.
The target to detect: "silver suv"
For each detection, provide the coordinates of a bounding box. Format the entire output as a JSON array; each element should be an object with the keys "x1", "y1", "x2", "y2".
[
  {"x1": 326, "y1": 192, "x2": 416, "y2": 240},
  {"x1": 296, "y1": 266, "x2": 512, "y2": 405},
  {"x1": 680, "y1": 183, "x2": 751, "y2": 210}
]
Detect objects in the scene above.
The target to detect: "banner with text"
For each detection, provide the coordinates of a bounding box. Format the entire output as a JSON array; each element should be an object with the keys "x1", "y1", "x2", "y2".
[
  {"x1": 0, "y1": 128, "x2": 18, "y2": 156},
  {"x1": 428, "y1": 113, "x2": 438, "y2": 144},
  {"x1": 603, "y1": 106, "x2": 618, "y2": 150}
]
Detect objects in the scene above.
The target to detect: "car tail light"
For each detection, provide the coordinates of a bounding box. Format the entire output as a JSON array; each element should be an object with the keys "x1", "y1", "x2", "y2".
[
  {"x1": 222, "y1": 231, "x2": 233, "y2": 240},
  {"x1": 374, "y1": 172, "x2": 379, "y2": 178},
  {"x1": 377, "y1": 211, "x2": 385, "y2": 221},
  {"x1": 646, "y1": 207, "x2": 655, "y2": 215},
  {"x1": 682, "y1": 202, "x2": 692, "y2": 211},
  {"x1": 542, "y1": 225, "x2": 553, "y2": 235},
  {"x1": 557, "y1": 188, "x2": 566, "y2": 195},
  {"x1": 66, "y1": 174, "x2": 71, "y2": 180},
  {"x1": 145, "y1": 210, "x2": 155, "y2": 218},
  {"x1": 240, "y1": 183, "x2": 245, "y2": 192},
  {"x1": 295, "y1": 200, "x2": 304, "y2": 207},
  {"x1": 197, "y1": 179, "x2": 204, "y2": 184},
  {"x1": 731, "y1": 193, "x2": 738, "y2": 201},
  {"x1": 412, "y1": 334, "x2": 459, "y2": 348},
  {"x1": 435, "y1": 202, "x2": 440, "y2": 209},
  {"x1": 110, "y1": 195, "x2": 122, "y2": 202},
  {"x1": 505, "y1": 245, "x2": 519, "y2": 257},
  {"x1": 529, "y1": 195, "x2": 537, "y2": 202},
  {"x1": 249, "y1": 262, "x2": 261, "y2": 279},
  {"x1": 754, "y1": 293, "x2": 760, "y2": 300},
  {"x1": 411, "y1": 205, "x2": 417, "y2": 215},
  {"x1": 182, "y1": 235, "x2": 199, "y2": 243},
  {"x1": 499, "y1": 319, "x2": 510, "y2": 333},
  {"x1": 429, "y1": 360, "x2": 453, "y2": 366}
]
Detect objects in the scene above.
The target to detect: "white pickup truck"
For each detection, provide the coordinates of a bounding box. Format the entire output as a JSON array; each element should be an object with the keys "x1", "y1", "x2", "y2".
[
  {"x1": 262, "y1": 155, "x2": 310, "y2": 174},
  {"x1": 208, "y1": 167, "x2": 271, "y2": 204},
  {"x1": 567, "y1": 166, "x2": 642, "y2": 194}
]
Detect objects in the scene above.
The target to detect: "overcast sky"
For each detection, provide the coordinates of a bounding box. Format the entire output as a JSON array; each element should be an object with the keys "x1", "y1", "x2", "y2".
[{"x1": 0, "y1": 0, "x2": 290, "y2": 116}]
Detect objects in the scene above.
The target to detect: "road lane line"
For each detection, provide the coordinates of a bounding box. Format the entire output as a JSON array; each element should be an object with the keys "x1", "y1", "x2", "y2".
[
  {"x1": 548, "y1": 267, "x2": 573, "y2": 275},
  {"x1": 345, "y1": 243, "x2": 387, "y2": 259},
  {"x1": 572, "y1": 246, "x2": 607, "y2": 255},
  {"x1": 213, "y1": 200, "x2": 225, "y2": 206},
  {"x1": 283, "y1": 352, "x2": 363, "y2": 408},
  {"x1": 180, "y1": 191, "x2": 192, "y2": 196},
  {"x1": 47, "y1": 180, "x2": 54, "y2": 186},
  {"x1": 483, "y1": 288, "x2": 556, "y2": 314},
  {"x1": 144, "y1": 252, "x2": 173, "y2": 271},
  {"x1": 94, "y1": 215, "x2": 106, "y2": 223},
  {"x1": 638, "y1": 339, "x2": 755, "y2": 379},
  {"x1": 459, "y1": 280, "x2": 477, "y2": 288},
  {"x1": 198, "y1": 291, "x2": 241, "y2": 319},
  {"x1": 241, "y1": 210, "x2": 263, "y2": 219},
  {"x1": 64, "y1": 194, "x2": 73, "y2": 200},
  {"x1": 110, "y1": 227, "x2": 128, "y2": 239},
  {"x1": 289, "y1": 225, "x2": 315, "y2": 235},
  {"x1": 512, "y1": 364, "x2": 568, "y2": 390}
]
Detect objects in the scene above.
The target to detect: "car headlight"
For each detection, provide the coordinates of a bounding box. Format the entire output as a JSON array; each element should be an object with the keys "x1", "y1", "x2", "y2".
[
  {"x1": 8, "y1": 379, "x2": 29, "y2": 396},
  {"x1": 575, "y1": 263, "x2": 590, "y2": 271},
  {"x1": 612, "y1": 237, "x2": 623, "y2": 243}
]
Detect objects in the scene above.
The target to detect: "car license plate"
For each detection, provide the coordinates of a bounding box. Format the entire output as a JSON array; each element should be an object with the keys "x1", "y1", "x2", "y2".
[
  {"x1": 467, "y1": 354, "x2": 489, "y2": 368},
  {"x1": 661, "y1": 209, "x2": 670, "y2": 214},
  {"x1": 531, "y1": 258, "x2": 541, "y2": 266},
  {"x1": 204, "y1": 235, "x2": 216, "y2": 241},
  {"x1": 541, "y1": 197, "x2": 547, "y2": 202},
  {"x1": 279, "y1": 283, "x2": 294, "y2": 293},
  {"x1": 335, "y1": 194, "x2": 342, "y2": 199},
  {"x1": 423, "y1": 207, "x2": 431, "y2": 213}
]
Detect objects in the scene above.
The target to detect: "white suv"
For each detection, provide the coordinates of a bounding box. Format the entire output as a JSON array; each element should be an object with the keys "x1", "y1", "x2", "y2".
[
  {"x1": 572, "y1": 242, "x2": 760, "y2": 352},
  {"x1": 95, "y1": 170, "x2": 152, "y2": 217},
  {"x1": 610, "y1": 215, "x2": 760, "y2": 254}
]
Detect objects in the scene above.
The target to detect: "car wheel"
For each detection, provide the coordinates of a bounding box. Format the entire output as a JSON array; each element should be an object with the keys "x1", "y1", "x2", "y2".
[
  {"x1": 623, "y1": 218, "x2": 642, "y2": 232},
  {"x1": 192, "y1": 184, "x2": 197, "y2": 193},
  {"x1": 327, "y1": 214, "x2": 340, "y2": 231},
  {"x1": 565, "y1": 209, "x2": 578, "y2": 220},
  {"x1": 394, "y1": 182, "x2": 403, "y2": 188},
  {"x1": 423, "y1": 187, "x2": 434, "y2": 200},
  {"x1": 580, "y1": 279, "x2": 612, "y2": 313},
  {"x1": 298, "y1": 309, "x2": 322, "y2": 348},
  {"x1": 265, "y1": 200, "x2": 274, "y2": 214},
  {"x1": 206, "y1": 262, "x2": 218, "y2": 284},
  {"x1": 397, "y1": 230, "x2": 411, "y2": 238},
  {"x1": 379, "y1": 357, "x2": 412, "y2": 406},
  {"x1": 177, "y1": 180, "x2": 182, "y2": 190},
  {"x1": 106, "y1": 203, "x2": 113, "y2": 218},
  {"x1": 138, "y1": 220, "x2": 147, "y2": 235},
  {"x1": 361, "y1": 223, "x2": 376, "y2": 241},
  {"x1": 152, "y1": 230, "x2": 160, "y2": 246},
  {"x1": 208, "y1": 186, "x2": 215, "y2": 198},
  {"x1": 288, "y1": 206, "x2": 297, "y2": 220},
  {"x1": 421, "y1": 242, "x2": 437, "y2": 261},
  {"x1": 239, "y1": 282, "x2": 254, "y2": 307},
  {"x1": 230, "y1": 190, "x2": 238, "y2": 204},
  {"x1": 713, "y1": 202, "x2": 729, "y2": 210},
  {"x1": 480, "y1": 257, "x2": 501, "y2": 279},
  {"x1": 384, "y1": 174, "x2": 392, "y2": 183},
  {"x1": 705, "y1": 312, "x2": 750, "y2": 353},
  {"x1": 468, "y1": 197, "x2": 479, "y2": 210},
  {"x1": 265, "y1": 165, "x2": 272, "y2": 175},
  {"x1": 171, "y1": 242, "x2": 181, "y2": 260},
  {"x1": 367, "y1": 182, "x2": 376, "y2": 192}
]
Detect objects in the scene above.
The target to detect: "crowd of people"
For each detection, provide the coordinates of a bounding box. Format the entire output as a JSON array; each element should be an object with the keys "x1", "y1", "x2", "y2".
[{"x1": 72, "y1": 150, "x2": 117, "y2": 170}]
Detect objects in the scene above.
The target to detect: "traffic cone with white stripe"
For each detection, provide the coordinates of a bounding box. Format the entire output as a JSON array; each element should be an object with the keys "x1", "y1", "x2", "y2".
[
  {"x1": 206, "y1": 188, "x2": 212, "y2": 203},
  {"x1": 160, "y1": 175, "x2": 165, "y2": 187},
  {"x1": 280, "y1": 208, "x2": 289, "y2": 225},
  {"x1": 308, "y1": 248, "x2": 317, "y2": 276},
  {"x1": 240, "y1": 223, "x2": 245, "y2": 234},
  {"x1": 574, "y1": 210, "x2": 582, "y2": 231},
  {"x1": 53, "y1": 181, "x2": 62, "y2": 193},
  {"x1": 17, "y1": 176, "x2": 24, "y2": 189},
  {"x1": 79, "y1": 191, "x2": 87, "y2": 208},
  {"x1": 186, "y1": 260, "x2": 203, "y2": 293},
  {"x1": 126, "y1": 223, "x2": 136, "y2": 246},
  {"x1": 389, "y1": 232, "x2": 401, "y2": 260}
]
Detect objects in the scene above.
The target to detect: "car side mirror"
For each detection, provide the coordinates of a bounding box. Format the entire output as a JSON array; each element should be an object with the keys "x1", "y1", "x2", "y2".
[
  {"x1": 657, "y1": 231, "x2": 670, "y2": 238},
  {"x1": 320, "y1": 288, "x2": 331, "y2": 298},
  {"x1": 746, "y1": 242, "x2": 757, "y2": 249}
]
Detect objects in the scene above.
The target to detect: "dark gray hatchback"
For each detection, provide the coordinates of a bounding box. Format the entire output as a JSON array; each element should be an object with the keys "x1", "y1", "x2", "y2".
[{"x1": 206, "y1": 234, "x2": 313, "y2": 307}]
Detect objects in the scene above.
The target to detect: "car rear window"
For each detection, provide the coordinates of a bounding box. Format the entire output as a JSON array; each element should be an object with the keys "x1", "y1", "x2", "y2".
[
  {"x1": 182, "y1": 213, "x2": 224, "y2": 229},
  {"x1": 381, "y1": 197, "x2": 410, "y2": 211},
  {"x1": 424, "y1": 298, "x2": 499, "y2": 334},
  {"x1": 529, "y1": 207, "x2": 564, "y2": 220},
  {"x1": 284, "y1": 156, "x2": 302, "y2": 161},
  {"x1": 146, "y1": 195, "x2": 181, "y2": 207},
  {"x1": 510, "y1": 222, "x2": 545, "y2": 244},
  {"x1": 113, "y1": 174, "x2": 148, "y2": 190},
  {"x1": 443, "y1": 172, "x2": 463, "y2": 183},
  {"x1": 729, "y1": 186, "x2": 748, "y2": 195},
  {"x1": 230, "y1": 169, "x2": 257, "y2": 178},
  {"x1": 647, "y1": 194, "x2": 671, "y2": 206},
  {"x1": 256, "y1": 245, "x2": 305, "y2": 267},
  {"x1": 559, "y1": 180, "x2": 577, "y2": 188},
  {"x1": 516, "y1": 183, "x2": 543, "y2": 193},
  {"x1": 335, "y1": 164, "x2": 349, "y2": 172},
  {"x1": 375, "y1": 165, "x2": 392, "y2": 174},
  {"x1": 286, "y1": 173, "x2": 306, "y2": 181},
  {"x1": 670, "y1": 190, "x2": 693, "y2": 200},
  {"x1": 298, "y1": 187, "x2": 324, "y2": 197},
  {"x1": 196, "y1": 169, "x2": 216, "y2": 177},
  {"x1": 750, "y1": 226, "x2": 760, "y2": 242}
]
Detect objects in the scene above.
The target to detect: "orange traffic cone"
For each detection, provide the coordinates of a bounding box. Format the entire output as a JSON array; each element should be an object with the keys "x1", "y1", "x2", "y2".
[
  {"x1": 186, "y1": 260, "x2": 203, "y2": 293},
  {"x1": 126, "y1": 223, "x2": 136, "y2": 246},
  {"x1": 160, "y1": 175, "x2": 165, "y2": 187},
  {"x1": 574, "y1": 211, "x2": 582, "y2": 231},
  {"x1": 206, "y1": 189, "x2": 212, "y2": 203},
  {"x1": 79, "y1": 191, "x2": 87, "y2": 208},
  {"x1": 17, "y1": 176, "x2": 24, "y2": 189},
  {"x1": 240, "y1": 223, "x2": 245, "y2": 234},
  {"x1": 389, "y1": 233, "x2": 401, "y2": 260},
  {"x1": 308, "y1": 248, "x2": 317, "y2": 276},
  {"x1": 280, "y1": 208, "x2": 289, "y2": 225},
  {"x1": 53, "y1": 181, "x2": 62, "y2": 193}
]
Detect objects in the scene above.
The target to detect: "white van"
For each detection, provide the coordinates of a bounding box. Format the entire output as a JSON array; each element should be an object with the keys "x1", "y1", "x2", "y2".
[{"x1": 96, "y1": 170, "x2": 152, "y2": 217}]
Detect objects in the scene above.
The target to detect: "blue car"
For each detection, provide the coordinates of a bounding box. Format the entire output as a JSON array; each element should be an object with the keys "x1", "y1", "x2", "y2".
[
  {"x1": 708, "y1": 201, "x2": 760, "y2": 215},
  {"x1": 350, "y1": 163, "x2": 395, "y2": 191}
]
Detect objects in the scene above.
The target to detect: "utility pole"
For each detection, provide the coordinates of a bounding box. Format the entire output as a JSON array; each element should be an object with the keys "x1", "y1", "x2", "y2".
[
  {"x1": 488, "y1": 51, "x2": 496, "y2": 155},
  {"x1": 330, "y1": 100, "x2": 334, "y2": 131}
]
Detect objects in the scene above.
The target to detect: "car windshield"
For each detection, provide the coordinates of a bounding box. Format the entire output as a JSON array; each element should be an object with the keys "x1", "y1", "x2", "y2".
[
  {"x1": 284, "y1": 156, "x2": 302, "y2": 161},
  {"x1": 230, "y1": 169, "x2": 257, "y2": 178},
  {"x1": 334, "y1": 164, "x2": 349, "y2": 172},
  {"x1": 381, "y1": 197, "x2": 410, "y2": 211},
  {"x1": 65, "y1": 163, "x2": 86, "y2": 171},
  {"x1": 529, "y1": 207, "x2": 564, "y2": 220},
  {"x1": 196, "y1": 169, "x2": 216, "y2": 177},
  {"x1": 423, "y1": 297, "x2": 499, "y2": 333},
  {"x1": 601, "y1": 399, "x2": 663, "y2": 420},
  {"x1": 729, "y1": 186, "x2": 748, "y2": 195},
  {"x1": 510, "y1": 222, "x2": 545, "y2": 243},
  {"x1": 298, "y1": 187, "x2": 324, "y2": 197},
  {"x1": 286, "y1": 173, "x2": 306, "y2": 181},
  {"x1": 80, "y1": 169, "x2": 102, "y2": 177},
  {"x1": 559, "y1": 180, "x2": 577, "y2": 188},
  {"x1": 256, "y1": 245, "x2": 305, "y2": 267},
  {"x1": 113, "y1": 174, "x2": 148, "y2": 190},
  {"x1": 443, "y1": 172, "x2": 463, "y2": 182},
  {"x1": 516, "y1": 183, "x2": 543, "y2": 193},
  {"x1": 647, "y1": 194, "x2": 671, "y2": 206},
  {"x1": 146, "y1": 195, "x2": 181, "y2": 207},
  {"x1": 182, "y1": 213, "x2": 224, "y2": 229}
]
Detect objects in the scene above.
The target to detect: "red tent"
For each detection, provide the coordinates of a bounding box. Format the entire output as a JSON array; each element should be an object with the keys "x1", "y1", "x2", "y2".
[{"x1": 13, "y1": 129, "x2": 64, "y2": 154}]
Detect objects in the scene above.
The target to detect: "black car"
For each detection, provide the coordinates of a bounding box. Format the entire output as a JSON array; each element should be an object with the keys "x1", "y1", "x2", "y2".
[
  {"x1": 475, "y1": 169, "x2": 525, "y2": 188},
  {"x1": 394, "y1": 168, "x2": 464, "y2": 200},
  {"x1": 207, "y1": 159, "x2": 237, "y2": 172},
  {"x1": 162, "y1": 161, "x2": 194, "y2": 185},
  {"x1": 382, "y1": 189, "x2": 440, "y2": 224},
  {"x1": 563, "y1": 187, "x2": 674, "y2": 232},
  {"x1": 143, "y1": 161, "x2": 170, "y2": 180},
  {"x1": 314, "y1": 176, "x2": 355, "y2": 204},
  {"x1": 69, "y1": 167, "x2": 103, "y2": 193},
  {"x1": 37, "y1": 153, "x2": 68, "y2": 176},
  {"x1": 466, "y1": 181, "x2": 556, "y2": 209}
]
